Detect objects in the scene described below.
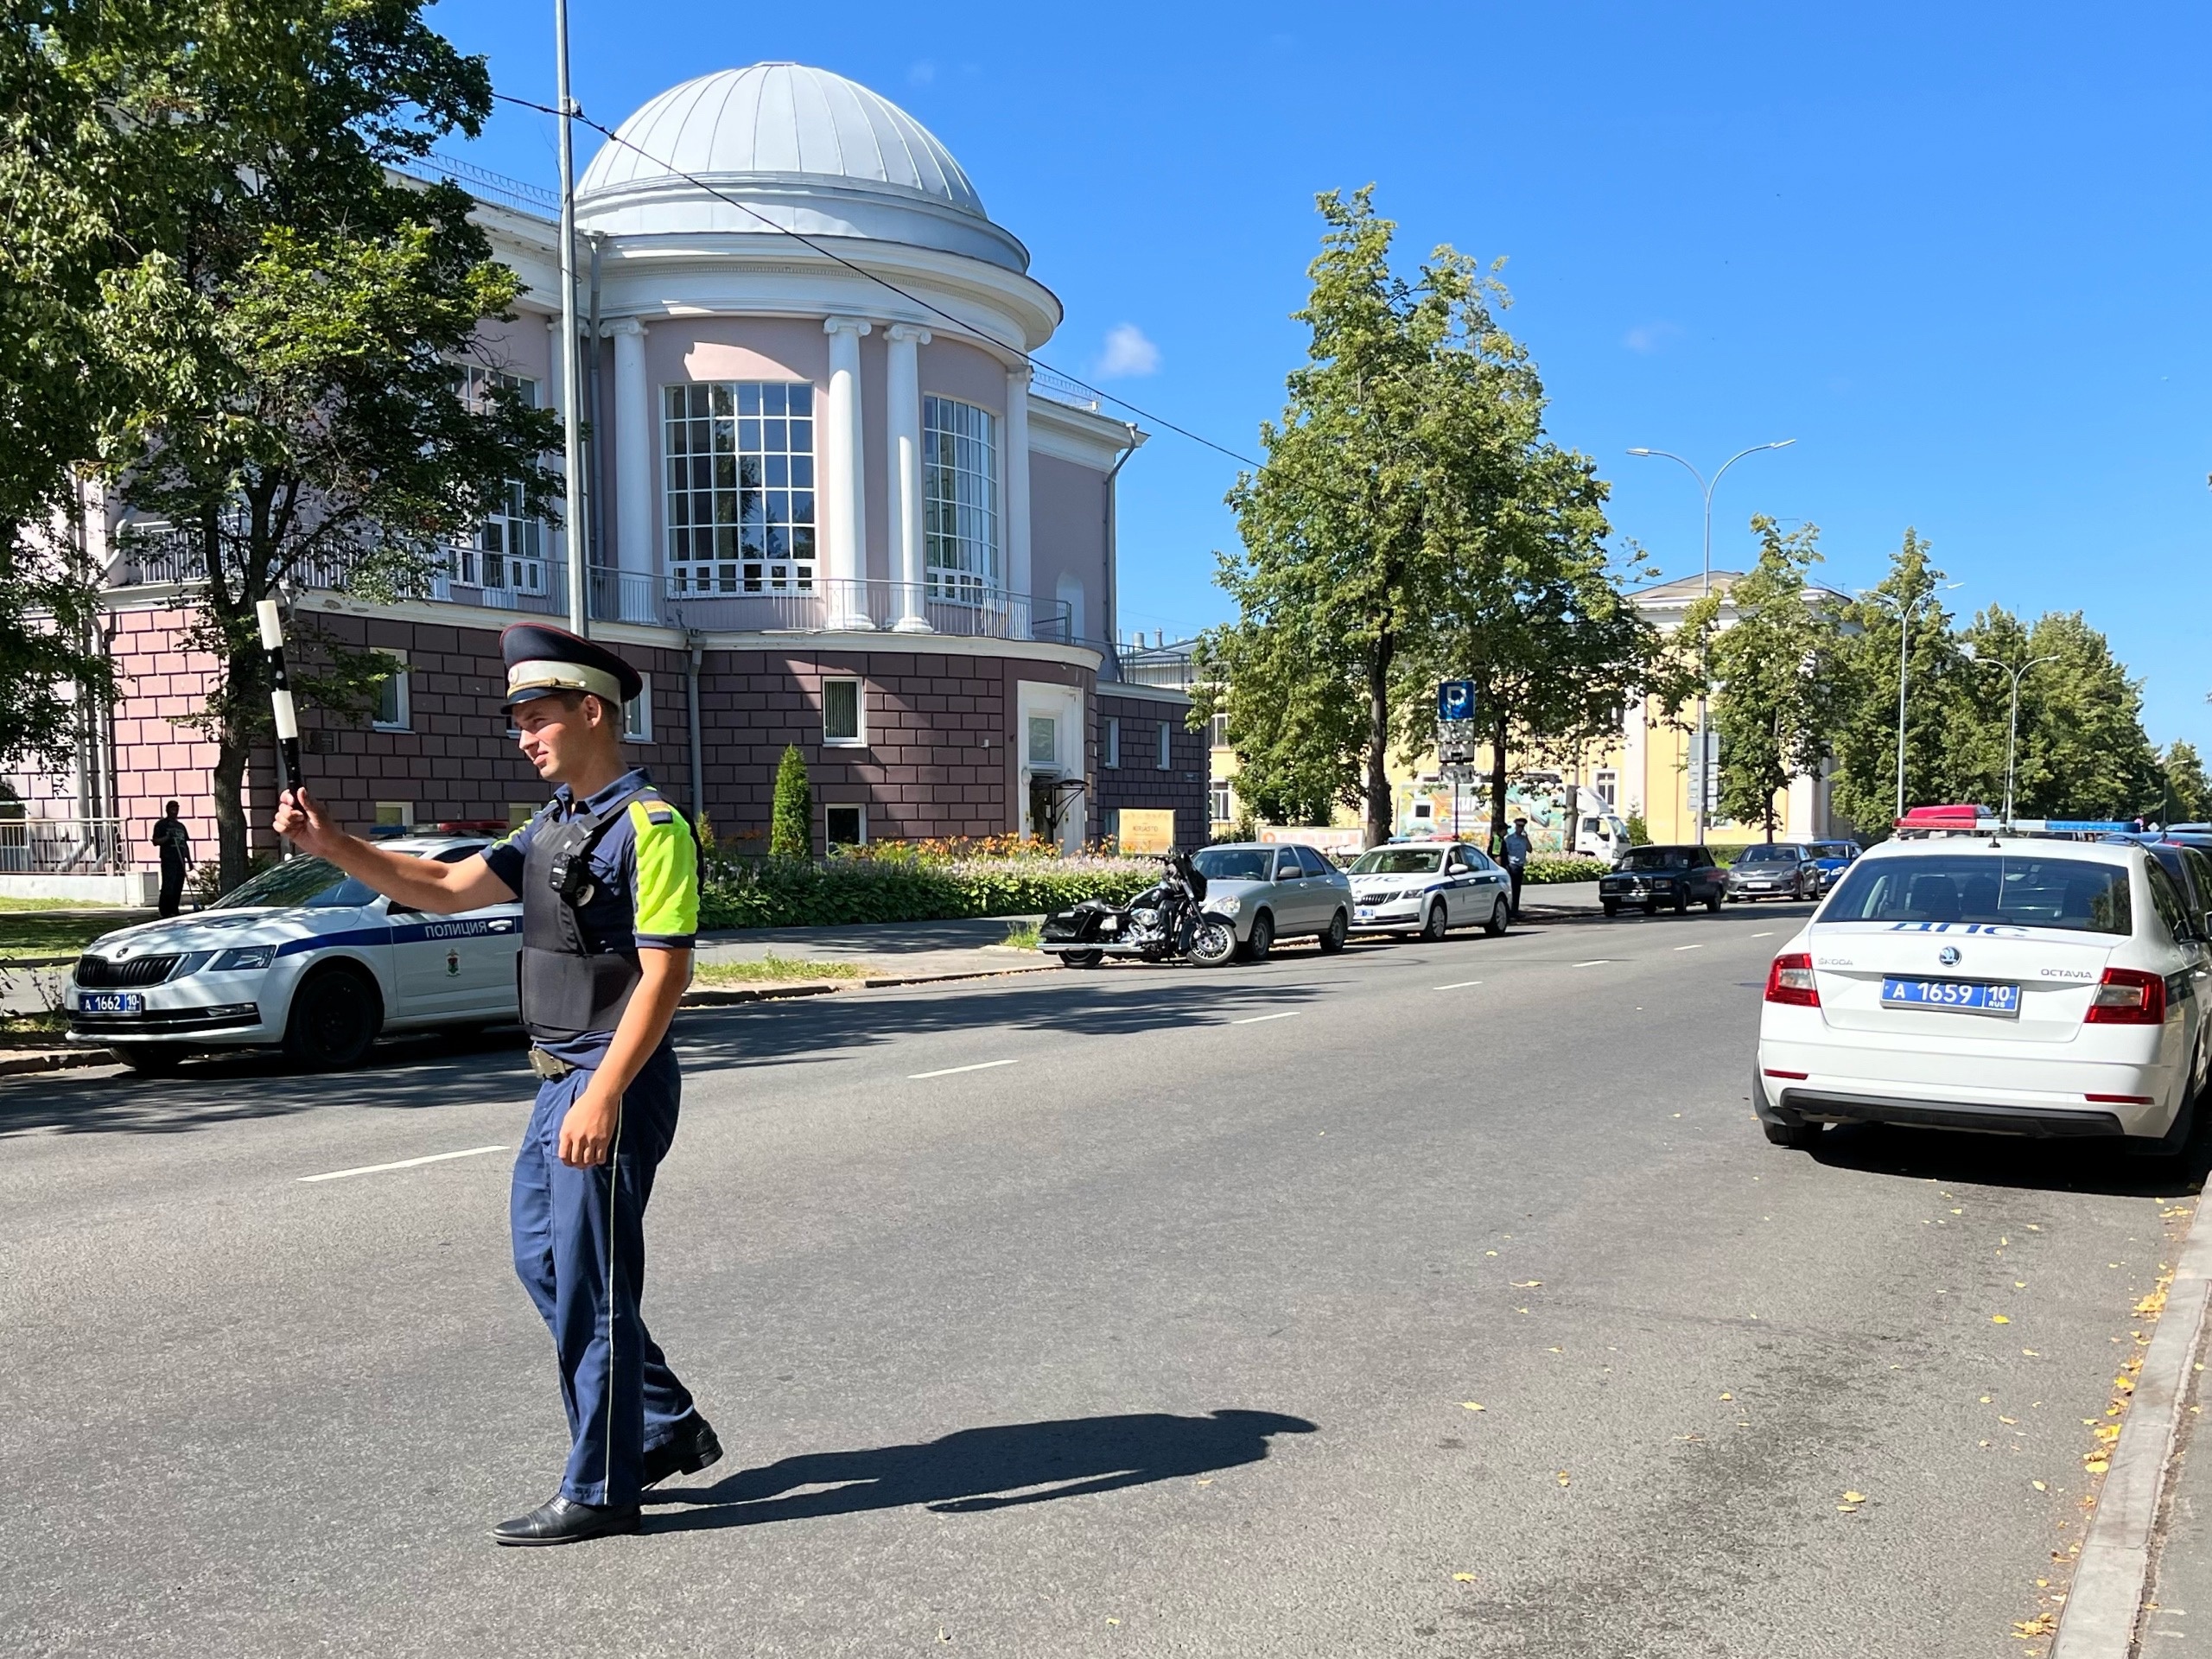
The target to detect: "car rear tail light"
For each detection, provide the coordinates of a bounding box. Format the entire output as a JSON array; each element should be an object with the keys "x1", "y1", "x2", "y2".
[
  {"x1": 1764, "y1": 1068, "x2": 1808, "y2": 1080},
  {"x1": 1764, "y1": 953, "x2": 1819, "y2": 1007},
  {"x1": 2086, "y1": 1093, "x2": 2155, "y2": 1105},
  {"x1": 2085, "y1": 968, "x2": 2167, "y2": 1026}
]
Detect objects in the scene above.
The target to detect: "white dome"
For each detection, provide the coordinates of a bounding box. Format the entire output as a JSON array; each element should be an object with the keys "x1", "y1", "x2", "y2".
[{"x1": 576, "y1": 64, "x2": 1026, "y2": 271}]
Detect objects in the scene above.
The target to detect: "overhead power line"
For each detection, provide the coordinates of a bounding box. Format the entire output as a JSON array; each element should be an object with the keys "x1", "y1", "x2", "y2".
[{"x1": 487, "y1": 90, "x2": 1265, "y2": 472}]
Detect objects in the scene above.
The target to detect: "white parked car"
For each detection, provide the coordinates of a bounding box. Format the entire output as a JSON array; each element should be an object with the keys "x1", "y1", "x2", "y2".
[
  {"x1": 1755, "y1": 836, "x2": 2212, "y2": 1154},
  {"x1": 67, "y1": 836, "x2": 522, "y2": 1074},
  {"x1": 1346, "y1": 841, "x2": 1513, "y2": 939}
]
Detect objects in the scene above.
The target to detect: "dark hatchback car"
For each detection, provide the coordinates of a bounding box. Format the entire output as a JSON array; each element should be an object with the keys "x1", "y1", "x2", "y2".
[{"x1": 1600, "y1": 844, "x2": 1727, "y2": 917}]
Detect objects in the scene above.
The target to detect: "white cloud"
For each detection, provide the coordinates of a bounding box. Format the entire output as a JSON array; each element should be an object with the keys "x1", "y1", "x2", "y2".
[
  {"x1": 1623, "y1": 321, "x2": 1684, "y2": 355},
  {"x1": 906, "y1": 59, "x2": 937, "y2": 86},
  {"x1": 1098, "y1": 322, "x2": 1160, "y2": 378}
]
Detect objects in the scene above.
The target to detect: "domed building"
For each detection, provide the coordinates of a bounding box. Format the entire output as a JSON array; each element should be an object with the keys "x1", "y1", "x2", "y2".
[{"x1": 62, "y1": 64, "x2": 1204, "y2": 895}]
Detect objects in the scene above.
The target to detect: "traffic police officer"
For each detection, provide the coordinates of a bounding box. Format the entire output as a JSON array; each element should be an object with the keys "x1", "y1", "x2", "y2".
[{"x1": 273, "y1": 622, "x2": 720, "y2": 1547}]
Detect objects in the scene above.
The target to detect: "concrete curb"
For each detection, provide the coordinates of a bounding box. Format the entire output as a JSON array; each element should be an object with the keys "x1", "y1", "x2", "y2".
[
  {"x1": 0, "y1": 1047, "x2": 112, "y2": 1077},
  {"x1": 680, "y1": 962, "x2": 1054, "y2": 1007},
  {"x1": 2052, "y1": 1189, "x2": 2212, "y2": 1657}
]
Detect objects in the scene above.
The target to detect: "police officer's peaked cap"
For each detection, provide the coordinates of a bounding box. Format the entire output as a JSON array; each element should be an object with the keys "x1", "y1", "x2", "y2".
[{"x1": 499, "y1": 623, "x2": 644, "y2": 709}]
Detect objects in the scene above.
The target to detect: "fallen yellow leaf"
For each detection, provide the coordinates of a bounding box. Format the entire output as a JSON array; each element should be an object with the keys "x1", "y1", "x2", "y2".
[
  {"x1": 1452, "y1": 1573, "x2": 1478, "y2": 1583},
  {"x1": 1555, "y1": 1471, "x2": 1571, "y2": 1487},
  {"x1": 1512, "y1": 1281, "x2": 1544, "y2": 1288},
  {"x1": 2032, "y1": 1480, "x2": 2048, "y2": 1491},
  {"x1": 1993, "y1": 1314, "x2": 2012, "y2": 1325},
  {"x1": 1460, "y1": 1402, "x2": 1486, "y2": 1412},
  {"x1": 1842, "y1": 1491, "x2": 1867, "y2": 1503},
  {"x1": 2085, "y1": 1459, "x2": 2111, "y2": 1474},
  {"x1": 1719, "y1": 1392, "x2": 1733, "y2": 1401}
]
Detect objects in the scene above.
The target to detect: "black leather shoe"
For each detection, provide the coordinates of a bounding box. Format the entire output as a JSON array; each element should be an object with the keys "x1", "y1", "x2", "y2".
[
  {"x1": 489, "y1": 1495, "x2": 641, "y2": 1547},
  {"x1": 644, "y1": 1414, "x2": 724, "y2": 1489}
]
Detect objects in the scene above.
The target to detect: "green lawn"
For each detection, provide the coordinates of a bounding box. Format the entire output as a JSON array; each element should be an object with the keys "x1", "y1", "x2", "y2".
[
  {"x1": 691, "y1": 956, "x2": 873, "y2": 986},
  {"x1": 0, "y1": 911, "x2": 141, "y2": 961},
  {"x1": 0, "y1": 1009, "x2": 70, "y2": 1046}
]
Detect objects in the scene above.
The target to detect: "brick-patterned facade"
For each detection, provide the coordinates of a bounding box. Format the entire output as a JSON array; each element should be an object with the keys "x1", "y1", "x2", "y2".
[
  {"x1": 95, "y1": 603, "x2": 1205, "y2": 871},
  {"x1": 1094, "y1": 690, "x2": 1211, "y2": 852}
]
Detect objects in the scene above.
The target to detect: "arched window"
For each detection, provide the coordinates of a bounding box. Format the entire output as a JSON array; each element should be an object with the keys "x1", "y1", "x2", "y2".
[{"x1": 923, "y1": 395, "x2": 999, "y2": 601}]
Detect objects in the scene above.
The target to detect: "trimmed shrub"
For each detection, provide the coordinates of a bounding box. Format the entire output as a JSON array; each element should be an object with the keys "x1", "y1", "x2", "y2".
[
  {"x1": 1524, "y1": 856, "x2": 1610, "y2": 885},
  {"x1": 769, "y1": 746, "x2": 810, "y2": 857},
  {"x1": 700, "y1": 855, "x2": 1160, "y2": 930}
]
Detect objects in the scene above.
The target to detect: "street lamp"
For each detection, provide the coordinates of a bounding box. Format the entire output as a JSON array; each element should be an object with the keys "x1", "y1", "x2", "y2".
[
  {"x1": 1627, "y1": 440, "x2": 1796, "y2": 843},
  {"x1": 1962, "y1": 647, "x2": 2059, "y2": 823},
  {"x1": 553, "y1": 0, "x2": 588, "y2": 637},
  {"x1": 1859, "y1": 582, "x2": 1963, "y2": 823}
]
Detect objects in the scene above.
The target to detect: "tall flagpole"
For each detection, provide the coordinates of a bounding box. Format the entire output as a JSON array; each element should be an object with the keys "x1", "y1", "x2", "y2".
[{"x1": 554, "y1": 0, "x2": 588, "y2": 638}]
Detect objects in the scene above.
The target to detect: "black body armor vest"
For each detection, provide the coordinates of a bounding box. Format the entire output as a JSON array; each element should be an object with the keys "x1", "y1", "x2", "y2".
[{"x1": 518, "y1": 786, "x2": 649, "y2": 1044}]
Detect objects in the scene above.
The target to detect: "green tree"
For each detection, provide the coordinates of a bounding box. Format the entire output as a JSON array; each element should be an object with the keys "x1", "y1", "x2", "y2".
[
  {"x1": 770, "y1": 745, "x2": 812, "y2": 857},
  {"x1": 1681, "y1": 518, "x2": 1845, "y2": 842},
  {"x1": 1423, "y1": 444, "x2": 1674, "y2": 854},
  {"x1": 1197, "y1": 188, "x2": 1535, "y2": 845},
  {"x1": 1957, "y1": 607, "x2": 2161, "y2": 821},
  {"x1": 67, "y1": 0, "x2": 557, "y2": 887},
  {"x1": 1829, "y1": 531, "x2": 1976, "y2": 836},
  {"x1": 2160, "y1": 741, "x2": 2212, "y2": 825},
  {"x1": 0, "y1": 0, "x2": 137, "y2": 772}
]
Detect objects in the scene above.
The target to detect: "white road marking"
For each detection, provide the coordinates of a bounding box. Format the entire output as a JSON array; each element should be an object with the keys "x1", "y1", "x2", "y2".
[
  {"x1": 1572, "y1": 960, "x2": 1611, "y2": 969},
  {"x1": 299, "y1": 1145, "x2": 507, "y2": 1184},
  {"x1": 1433, "y1": 980, "x2": 1485, "y2": 991},
  {"x1": 1232, "y1": 1011, "x2": 1301, "y2": 1025},
  {"x1": 1675, "y1": 943, "x2": 1704, "y2": 951},
  {"x1": 908, "y1": 1058, "x2": 1020, "y2": 1080}
]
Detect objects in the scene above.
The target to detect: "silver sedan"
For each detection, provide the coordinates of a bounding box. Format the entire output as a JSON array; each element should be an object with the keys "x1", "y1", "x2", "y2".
[{"x1": 1192, "y1": 842, "x2": 1354, "y2": 962}]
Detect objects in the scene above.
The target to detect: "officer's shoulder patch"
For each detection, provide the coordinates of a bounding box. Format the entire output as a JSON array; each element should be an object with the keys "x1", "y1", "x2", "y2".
[{"x1": 645, "y1": 807, "x2": 674, "y2": 824}]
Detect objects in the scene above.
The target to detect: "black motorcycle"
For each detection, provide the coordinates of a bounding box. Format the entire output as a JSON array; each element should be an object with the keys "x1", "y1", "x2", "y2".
[{"x1": 1039, "y1": 849, "x2": 1236, "y2": 969}]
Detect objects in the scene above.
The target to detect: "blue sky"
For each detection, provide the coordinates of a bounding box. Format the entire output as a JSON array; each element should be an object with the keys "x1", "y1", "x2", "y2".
[{"x1": 435, "y1": 0, "x2": 2212, "y2": 751}]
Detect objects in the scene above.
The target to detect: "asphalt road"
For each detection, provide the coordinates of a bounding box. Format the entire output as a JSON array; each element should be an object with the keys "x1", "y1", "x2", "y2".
[{"x1": 2, "y1": 903, "x2": 2196, "y2": 1657}]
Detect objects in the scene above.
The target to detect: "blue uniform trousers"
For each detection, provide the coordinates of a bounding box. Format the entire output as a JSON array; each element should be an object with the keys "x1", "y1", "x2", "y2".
[{"x1": 510, "y1": 1040, "x2": 696, "y2": 1506}]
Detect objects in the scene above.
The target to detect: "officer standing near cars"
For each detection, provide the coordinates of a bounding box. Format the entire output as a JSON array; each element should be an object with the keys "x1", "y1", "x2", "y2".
[
  {"x1": 271, "y1": 622, "x2": 720, "y2": 1547},
  {"x1": 1502, "y1": 816, "x2": 1533, "y2": 918}
]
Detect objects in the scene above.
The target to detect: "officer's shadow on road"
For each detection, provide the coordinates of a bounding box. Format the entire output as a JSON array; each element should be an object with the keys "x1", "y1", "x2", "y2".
[{"x1": 643, "y1": 1408, "x2": 1318, "y2": 1533}]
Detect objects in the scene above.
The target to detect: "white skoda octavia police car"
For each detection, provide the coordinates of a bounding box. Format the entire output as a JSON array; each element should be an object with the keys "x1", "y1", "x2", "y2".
[
  {"x1": 1345, "y1": 841, "x2": 1514, "y2": 938},
  {"x1": 67, "y1": 834, "x2": 522, "y2": 1074},
  {"x1": 1755, "y1": 830, "x2": 2212, "y2": 1154}
]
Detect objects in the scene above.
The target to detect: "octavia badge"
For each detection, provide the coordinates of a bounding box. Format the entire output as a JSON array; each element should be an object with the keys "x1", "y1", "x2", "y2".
[{"x1": 1938, "y1": 945, "x2": 1961, "y2": 966}]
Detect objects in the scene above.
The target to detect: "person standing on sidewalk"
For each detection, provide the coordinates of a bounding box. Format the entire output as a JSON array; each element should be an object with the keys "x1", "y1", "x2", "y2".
[
  {"x1": 271, "y1": 622, "x2": 720, "y2": 1547},
  {"x1": 151, "y1": 802, "x2": 191, "y2": 917},
  {"x1": 1503, "y1": 817, "x2": 1533, "y2": 918}
]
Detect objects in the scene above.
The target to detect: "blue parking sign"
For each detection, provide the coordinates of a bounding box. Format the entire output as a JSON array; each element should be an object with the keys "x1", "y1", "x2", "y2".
[{"x1": 1437, "y1": 680, "x2": 1476, "y2": 721}]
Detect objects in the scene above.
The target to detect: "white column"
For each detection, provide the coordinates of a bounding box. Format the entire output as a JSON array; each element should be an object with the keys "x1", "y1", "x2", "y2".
[
  {"x1": 823, "y1": 315, "x2": 874, "y2": 629},
  {"x1": 543, "y1": 320, "x2": 570, "y2": 588},
  {"x1": 609, "y1": 319, "x2": 651, "y2": 623},
  {"x1": 1004, "y1": 364, "x2": 1033, "y2": 635},
  {"x1": 885, "y1": 324, "x2": 931, "y2": 633}
]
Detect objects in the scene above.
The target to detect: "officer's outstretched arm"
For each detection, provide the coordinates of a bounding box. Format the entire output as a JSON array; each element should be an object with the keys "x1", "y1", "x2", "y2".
[{"x1": 271, "y1": 786, "x2": 519, "y2": 913}]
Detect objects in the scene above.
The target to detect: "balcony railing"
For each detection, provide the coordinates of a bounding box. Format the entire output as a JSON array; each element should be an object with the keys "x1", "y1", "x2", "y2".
[
  {"x1": 111, "y1": 540, "x2": 1083, "y2": 645},
  {"x1": 664, "y1": 578, "x2": 1073, "y2": 643}
]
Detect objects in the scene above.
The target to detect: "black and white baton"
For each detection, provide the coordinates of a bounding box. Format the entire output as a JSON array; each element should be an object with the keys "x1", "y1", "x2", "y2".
[{"x1": 255, "y1": 598, "x2": 302, "y2": 806}]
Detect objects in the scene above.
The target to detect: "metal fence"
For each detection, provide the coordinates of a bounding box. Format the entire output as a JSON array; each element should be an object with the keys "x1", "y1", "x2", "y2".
[{"x1": 0, "y1": 817, "x2": 126, "y2": 875}]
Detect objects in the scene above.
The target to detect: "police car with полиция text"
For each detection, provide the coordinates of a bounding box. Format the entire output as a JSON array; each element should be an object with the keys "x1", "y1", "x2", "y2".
[{"x1": 67, "y1": 831, "x2": 522, "y2": 1074}]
